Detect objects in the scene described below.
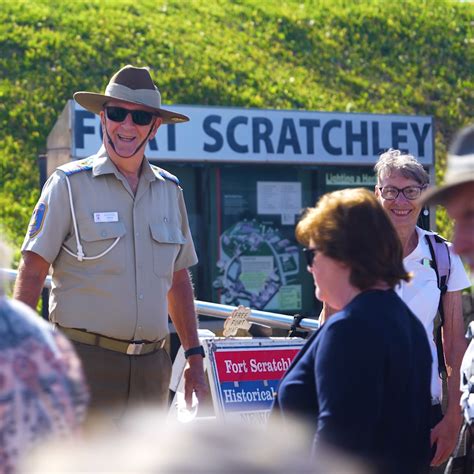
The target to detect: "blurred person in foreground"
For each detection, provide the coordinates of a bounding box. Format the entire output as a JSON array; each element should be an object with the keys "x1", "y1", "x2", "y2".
[
  {"x1": 272, "y1": 188, "x2": 432, "y2": 474},
  {"x1": 21, "y1": 408, "x2": 370, "y2": 474},
  {"x1": 423, "y1": 124, "x2": 474, "y2": 273},
  {"x1": 13, "y1": 65, "x2": 207, "y2": 423},
  {"x1": 423, "y1": 124, "x2": 474, "y2": 470},
  {"x1": 374, "y1": 150, "x2": 470, "y2": 468},
  {"x1": 0, "y1": 238, "x2": 88, "y2": 473}
]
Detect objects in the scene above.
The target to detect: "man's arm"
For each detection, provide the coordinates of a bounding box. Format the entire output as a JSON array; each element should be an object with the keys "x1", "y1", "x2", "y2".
[
  {"x1": 13, "y1": 251, "x2": 50, "y2": 309},
  {"x1": 167, "y1": 268, "x2": 208, "y2": 407},
  {"x1": 430, "y1": 289, "x2": 467, "y2": 466}
]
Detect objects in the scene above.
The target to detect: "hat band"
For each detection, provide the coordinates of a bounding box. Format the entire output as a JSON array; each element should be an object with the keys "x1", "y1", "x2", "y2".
[
  {"x1": 445, "y1": 154, "x2": 474, "y2": 181},
  {"x1": 104, "y1": 83, "x2": 162, "y2": 109}
]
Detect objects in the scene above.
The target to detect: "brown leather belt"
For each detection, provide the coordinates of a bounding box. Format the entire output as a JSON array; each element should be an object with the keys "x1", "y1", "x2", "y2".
[{"x1": 58, "y1": 326, "x2": 166, "y2": 355}]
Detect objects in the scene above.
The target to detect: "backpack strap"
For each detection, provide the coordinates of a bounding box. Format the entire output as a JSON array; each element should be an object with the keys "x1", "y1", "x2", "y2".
[
  {"x1": 426, "y1": 233, "x2": 451, "y2": 296},
  {"x1": 425, "y1": 233, "x2": 452, "y2": 379}
]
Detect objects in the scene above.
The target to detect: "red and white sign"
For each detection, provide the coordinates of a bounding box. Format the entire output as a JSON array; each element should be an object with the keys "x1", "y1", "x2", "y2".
[{"x1": 207, "y1": 338, "x2": 305, "y2": 423}]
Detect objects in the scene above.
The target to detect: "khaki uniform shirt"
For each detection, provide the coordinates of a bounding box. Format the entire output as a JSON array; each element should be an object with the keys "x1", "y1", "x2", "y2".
[{"x1": 21, "y1": 147, "x2": 198, "y2": 341}]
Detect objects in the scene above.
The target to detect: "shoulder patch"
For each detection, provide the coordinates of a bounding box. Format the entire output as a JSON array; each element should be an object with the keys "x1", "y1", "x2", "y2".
[
  {"x1": 57, "y1": 158, "x2": 94, "y2": 176},
  {"x1": 151, "y1": 165, "x2": 180, "y2": 186},
  {"x1": 28, "y1": 202, "x2": 48, "y2": 238}
]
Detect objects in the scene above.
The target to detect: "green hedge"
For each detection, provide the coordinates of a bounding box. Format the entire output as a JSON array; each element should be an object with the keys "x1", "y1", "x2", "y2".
[{"x1": 0, "y1": 0, "x2": 472, "y2": 253}]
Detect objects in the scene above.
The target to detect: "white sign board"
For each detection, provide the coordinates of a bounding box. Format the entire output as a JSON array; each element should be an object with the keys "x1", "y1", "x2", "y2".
[
  {"x1": 257, "y1": 181, "x2": 302, "y2": 216},
  {"x1": 69, "y1": 101, "x2": 434, "y2": 165}
]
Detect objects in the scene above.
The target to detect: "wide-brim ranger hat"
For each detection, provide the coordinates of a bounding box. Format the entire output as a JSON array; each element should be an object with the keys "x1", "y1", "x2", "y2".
[
  {"x1": 423, "y1": 124, "x2": 474, "y2": 205},
  {"x1": 73, "y1": 65, "x2": 189, "y2": 125}
]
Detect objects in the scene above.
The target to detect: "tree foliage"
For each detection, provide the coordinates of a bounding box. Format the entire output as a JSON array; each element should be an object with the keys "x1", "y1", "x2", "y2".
[{"x1": 0, "y1": 0, "x2": 472, "y2": 252}]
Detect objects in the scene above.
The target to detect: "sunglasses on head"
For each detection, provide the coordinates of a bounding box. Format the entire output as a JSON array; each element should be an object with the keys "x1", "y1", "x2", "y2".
[
  {"x1": 302, "y1": 247, "x2": 318, "y2": 267},
  {"x1": 105, "y1": 106, "x2": 156, "y2": 126}
]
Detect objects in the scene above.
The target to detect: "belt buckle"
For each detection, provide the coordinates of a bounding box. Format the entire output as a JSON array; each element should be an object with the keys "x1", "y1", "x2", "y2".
[{"x1": 126, "y1": 342, "x2": 144, "y2": 355}]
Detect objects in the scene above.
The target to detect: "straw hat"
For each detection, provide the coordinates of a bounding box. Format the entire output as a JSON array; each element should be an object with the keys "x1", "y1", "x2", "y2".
[{"x1": 73, "y1": 65, "x2": 189, "y2": 125}]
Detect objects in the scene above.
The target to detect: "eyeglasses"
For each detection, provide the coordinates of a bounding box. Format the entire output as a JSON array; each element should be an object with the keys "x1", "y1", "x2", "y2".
[
  {"x1": 302, "y1": 247, "x2": 318, "y2": 267},
  {"x1": 105, "y1": 106, "x2": 156, "y2": 126},
  {"x1": 377, "y1": 185, "x2": 426, "y2": 200}
]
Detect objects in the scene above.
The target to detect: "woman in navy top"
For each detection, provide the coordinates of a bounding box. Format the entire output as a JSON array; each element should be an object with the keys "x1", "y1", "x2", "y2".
[{"x1": 272, "y1": 188, "x2": 432, "y2": 474}]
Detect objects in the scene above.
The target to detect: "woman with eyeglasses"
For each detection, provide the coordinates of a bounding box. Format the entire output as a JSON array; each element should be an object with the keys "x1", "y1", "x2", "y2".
[
  {"x1": 272, "y1": 188, "x2": 432, "y2": 474},
  {"x1": 374, "y1": 150, "x2": 470, "y2": 469}
]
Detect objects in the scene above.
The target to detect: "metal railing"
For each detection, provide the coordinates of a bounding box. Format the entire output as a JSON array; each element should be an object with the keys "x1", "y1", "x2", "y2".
[{"x1": 1, "y1": 268, "x2": 319, "y2": 332}]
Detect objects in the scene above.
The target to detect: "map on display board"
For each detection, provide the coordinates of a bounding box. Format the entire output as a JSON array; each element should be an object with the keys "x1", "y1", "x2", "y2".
[
  {"x1": 213, "y1": 219, "x2": 301, "y2": 311},
  {"x1": 206, "y1": 338, "x2": 306, "y2": 423}
]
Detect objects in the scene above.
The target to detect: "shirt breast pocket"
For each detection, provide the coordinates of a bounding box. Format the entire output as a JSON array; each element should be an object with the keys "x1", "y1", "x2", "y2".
[
  {"x1": 149, "y1": 223, "x2": 185, "y2": 278},
  {"x1": 61, "y1": 221, "x2": 126, "y2": 275}
]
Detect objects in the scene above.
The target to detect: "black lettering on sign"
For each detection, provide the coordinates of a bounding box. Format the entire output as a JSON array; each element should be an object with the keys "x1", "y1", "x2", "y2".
[
  {"x1": 203, "y1": 115, "x2": 224, "y2": 152},
  {"x1": 149, "y1": 137, "x2": 158, "y2": 150},
  {"x1": 322, "y1": 120, "x2": 342, "y2": 155},
  {"x1": 371, "y1": 122, "x2": 384, "y2": 155},
  {"x1": 167, "y1": 124, "x2": 176, "y2": 151},
  {"x1": 252, "y1": 117, "x2": 274, "y2": 153},
  {"x1": 74, "y1": 110, "x2": 95, "y2": 149},
  {"x1": 227, "y1": 116, "x2": 248, "y2": 153},
  {"x1": 147, "y1": 117, "x2": 176, "y2": 151},
  {"x1": 346, "y1": 121, "x2": 368, "y2": 155},
  {"x1": 410, "y1": 123, "x2": 430, "y2": 157},
  {"x1": 277, "y1": 119, "x2": 301, "y2": 154},
  {"x1": 392, "y1": 122, "x2": 408, "y2": 152},
  {"x1": 299, "y1": 119, "x2": 320, "y2": 154}
]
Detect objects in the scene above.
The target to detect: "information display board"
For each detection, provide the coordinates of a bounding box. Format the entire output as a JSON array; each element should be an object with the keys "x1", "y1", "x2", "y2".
[{"x1": 212, "y1": 167, "x2": 312, "y2": 314}]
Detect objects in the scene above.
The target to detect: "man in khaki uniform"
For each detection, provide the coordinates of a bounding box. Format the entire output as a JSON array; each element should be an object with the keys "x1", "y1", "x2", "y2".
[{"x1": 14, "y1": 65, "x2": 208, "y2": 420}]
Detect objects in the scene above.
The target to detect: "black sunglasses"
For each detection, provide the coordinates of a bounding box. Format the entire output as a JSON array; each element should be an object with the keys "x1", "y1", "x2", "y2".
[
  {"x1": 302, "y1": 247, "x2": 318, "y2": 267},
  {"x1": 105, "y1": 106, "x2": 156, "y2": 126}
]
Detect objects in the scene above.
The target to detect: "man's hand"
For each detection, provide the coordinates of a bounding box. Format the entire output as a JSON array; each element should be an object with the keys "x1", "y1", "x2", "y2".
[
  {"x1": 168, "y1": 269, "x2": 209, "y2": 409},
  {"x1": 430, "y1": 412, "x2": 462, "y2": 466},
  {"x1": 183, "y1": 354, "x2": 208, "y2": 409}
]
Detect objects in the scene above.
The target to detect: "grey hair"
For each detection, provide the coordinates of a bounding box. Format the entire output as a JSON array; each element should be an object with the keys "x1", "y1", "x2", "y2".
[{"x1": 374, "y1": 149, "x2": 429, "y2": 185}]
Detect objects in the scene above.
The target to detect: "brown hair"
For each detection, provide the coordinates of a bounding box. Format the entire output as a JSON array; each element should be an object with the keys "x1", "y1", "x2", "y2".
[{"x1": 296, "y1": 188, "x2": 410, "y2": 290}]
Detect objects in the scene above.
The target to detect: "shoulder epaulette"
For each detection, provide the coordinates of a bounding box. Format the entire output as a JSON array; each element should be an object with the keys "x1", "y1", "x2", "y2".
[
  {"x1": 57, "y1": 158, "x2": 94, "y2": 176},
  {"x1": 151, "y1": 165, "x2": 180, "y2": 186}
]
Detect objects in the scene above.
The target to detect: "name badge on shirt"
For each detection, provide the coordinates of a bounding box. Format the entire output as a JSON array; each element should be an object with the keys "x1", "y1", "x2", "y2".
[{"x1": 94, "y1": 212, "x2": 119, "y2": 223}]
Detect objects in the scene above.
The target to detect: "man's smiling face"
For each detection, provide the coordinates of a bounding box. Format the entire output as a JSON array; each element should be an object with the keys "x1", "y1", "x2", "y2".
[{"x1": 100, "y1": 99, "x2": 160, "y2": 159}]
